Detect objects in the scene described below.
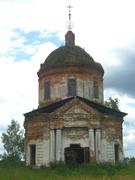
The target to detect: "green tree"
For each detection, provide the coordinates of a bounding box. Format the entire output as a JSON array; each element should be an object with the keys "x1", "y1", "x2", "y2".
[
  {"x1": 1, "y1": 119, "x2": 24, "y2": 161},
  {"x1": 105, "y1": 97, "x2": 120, "y2": 111}
]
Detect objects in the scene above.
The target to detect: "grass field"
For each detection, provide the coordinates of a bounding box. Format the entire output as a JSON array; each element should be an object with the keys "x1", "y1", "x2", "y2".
[{"x1": 0, "y1": 161, "x2": 135, "y2": 180}]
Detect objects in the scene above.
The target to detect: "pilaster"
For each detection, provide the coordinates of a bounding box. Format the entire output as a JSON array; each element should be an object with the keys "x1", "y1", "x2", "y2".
[
  {"x1": 89, "y1": 128, "x2": 96, "y2": 162},
  {"x1": 56, "y1": 129, "x2": 62, "y2": 161},
  {"x1": 50, "y1": 129, "x2": 55, "y2": 162},
  {"x1": 96, "y1": 128, "x2": 101, "y2": 162}
]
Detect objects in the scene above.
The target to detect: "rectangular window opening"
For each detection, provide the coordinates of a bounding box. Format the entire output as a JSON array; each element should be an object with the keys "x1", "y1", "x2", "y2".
[
  {"x1": 114, "y1": 144, "x2": 119, "y2": 162},
  {"x1": 44, "y1": 81, "x2": 50, "y2": 99},
  {"x1": 68, "y1": 79, "x2": 76, "y2": 96},
  {"x1": 30, "y1": 144, "x2": 36, "y2": 166},
  {"x1": 93, "y1": 81, "x2": 99, "y2": 99}
]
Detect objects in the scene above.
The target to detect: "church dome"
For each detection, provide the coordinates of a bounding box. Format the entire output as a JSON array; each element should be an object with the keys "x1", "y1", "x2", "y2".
[
  {"x1": 43, "y1": 45, "x2": 104, "y2": 75},
  {"x1": 38, "y1": 30, "x2": 104, "y2": 107}
]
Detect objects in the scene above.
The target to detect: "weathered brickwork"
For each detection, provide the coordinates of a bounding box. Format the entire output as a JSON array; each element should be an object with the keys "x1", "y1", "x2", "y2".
[
  {"x1": 38, "y1": 67, "x2": 103, "y2": 107},
  {"x1": 24, "y1": 30, "x2": 126, "y2": 167},
  {"x1": 24, "y1": 98, "x2": 125, "y2": 166}
]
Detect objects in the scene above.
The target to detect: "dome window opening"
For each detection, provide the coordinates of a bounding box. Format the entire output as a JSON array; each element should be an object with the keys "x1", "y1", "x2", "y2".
[
  {"x1": 68, "y1": 79, "x2": 76, "y2": 96},
  {"x1": 93, "y1": 81, "x2": 99, "y2": 99},
  {"x1": 44, "y1": 81, "x2": 50, "y2": 100}
]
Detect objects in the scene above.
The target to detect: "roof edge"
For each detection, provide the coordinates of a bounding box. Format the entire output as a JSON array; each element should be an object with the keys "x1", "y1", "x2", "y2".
[{"x1": 24, "y1": 96, "x2": 127, "y2": 118}]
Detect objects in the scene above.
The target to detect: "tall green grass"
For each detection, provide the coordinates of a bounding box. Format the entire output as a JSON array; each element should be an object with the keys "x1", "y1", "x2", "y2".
[{"x1": 0, "y1": 161, "x2": 135, "y2": 180}]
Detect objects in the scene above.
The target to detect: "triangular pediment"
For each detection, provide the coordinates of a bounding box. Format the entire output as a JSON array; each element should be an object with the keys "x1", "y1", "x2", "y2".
[
  {"x1": 25, "y1": 96, "x2": 127, "y2": 119},
  {"x1": 64, "y1": 105, "x2": 88, "y2": 114},
  {"x1": 50, "y1": 98, "x2": 100, "y2": 116}
]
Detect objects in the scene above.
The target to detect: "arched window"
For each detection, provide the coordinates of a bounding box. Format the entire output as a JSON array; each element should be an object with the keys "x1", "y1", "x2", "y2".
[
  {"x1": 68, "y1": 79, "x2": 76, "y2": 96},
  {"x1": 44, "y1": 81, "x2": 50, "y2": 99},
  {"x1": 93, "y1": 81, "x2": 99, "y2": 98}
]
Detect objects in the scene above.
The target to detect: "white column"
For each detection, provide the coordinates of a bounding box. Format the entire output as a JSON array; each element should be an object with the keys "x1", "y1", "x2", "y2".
[
  {"x1": 89, "y1": 128, "x2": 95, "y2": 162},
  {"x1": 56, "y1": 129, "x2": 62, "y2": 161},
  {"x1": 50, "y1": 129, "x2": 55, "y2": 162},
  {"x1": 96, "y1": 129, "x2": 101, "y2": 162}
]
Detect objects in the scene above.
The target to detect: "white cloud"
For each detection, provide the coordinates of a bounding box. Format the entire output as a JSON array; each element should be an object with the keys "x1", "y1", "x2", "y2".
[{"x1": 0, "y1": 41, "x2": 56, "y2": 129}]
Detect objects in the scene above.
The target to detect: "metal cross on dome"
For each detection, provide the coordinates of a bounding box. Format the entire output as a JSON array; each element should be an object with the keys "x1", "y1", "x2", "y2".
[{"x1": 67, "y1": 5, "x2": 73, "y2": 31}]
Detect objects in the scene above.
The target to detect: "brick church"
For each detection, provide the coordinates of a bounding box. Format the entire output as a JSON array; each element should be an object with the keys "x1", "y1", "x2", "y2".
[{"x1": 24, "y1": 23, "x2": 126, "y2": 167}]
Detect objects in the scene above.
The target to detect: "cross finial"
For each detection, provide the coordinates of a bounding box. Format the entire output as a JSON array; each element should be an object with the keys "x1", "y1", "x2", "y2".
[{"x1": 67, "y1": 5, "x2": 73, "y2": 31}]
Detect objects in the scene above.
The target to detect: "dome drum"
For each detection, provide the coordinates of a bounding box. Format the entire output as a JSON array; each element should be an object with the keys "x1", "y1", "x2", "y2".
[
  {"x1": 38, "y1": 70, "x2": 103, "y2": 107},
  {"x1": 38, "y1": 31, "x2": 104, "y2": 106}
]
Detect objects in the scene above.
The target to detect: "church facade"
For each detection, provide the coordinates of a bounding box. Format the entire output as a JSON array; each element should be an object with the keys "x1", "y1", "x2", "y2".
[{"x1": 24, "y1": 30, "x2": 126, "y2": 167}]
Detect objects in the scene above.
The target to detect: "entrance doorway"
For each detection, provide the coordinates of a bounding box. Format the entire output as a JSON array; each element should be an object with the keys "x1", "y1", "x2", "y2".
[
  {"x1": 30, "y1": 144, "x2": 36, "y2": 166},
  {"x1": 64, "y1": 144, "x2": 89, "y2": 164}
]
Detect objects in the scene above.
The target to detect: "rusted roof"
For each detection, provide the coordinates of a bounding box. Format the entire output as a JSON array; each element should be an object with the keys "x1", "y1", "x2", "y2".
[
  {"x1": 24, "y1": 96, "x2": 127, "y2": 118},
  {"x1": 38, "y1": 45, "x2": 104, "y2": 75}
]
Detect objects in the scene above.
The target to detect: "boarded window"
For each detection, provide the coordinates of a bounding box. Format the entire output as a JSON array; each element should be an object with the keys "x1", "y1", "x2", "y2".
[
  {"x1": 93, "y1": 81, "x2": 99, "y2": 98},
  {"x1": 68, "y1": 79, "x2": 76, "y2": 96},
  {"x1": 30, "y1": 144, "x2": 36, "y2": 166},
  {"x1": 44, "y1": 81, "x2": 50, "y2": 99},
  {"x1": 114, "y1": 144, "x2": 119, "y2": 162}
]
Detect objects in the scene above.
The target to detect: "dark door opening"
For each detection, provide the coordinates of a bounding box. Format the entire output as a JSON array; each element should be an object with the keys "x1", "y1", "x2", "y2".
[
  {"x1": 64, "y1": 144, "x2": 89, "y2": 164},
  {"x1": 84, "y1": 147, "x2": 89, "y2": 163},
  {"x1": 30, "y1": 144, "x2": 36, "y2": 166},
  {"x1": 114, "y1": 144, "x2": 119, "y2": 162}
]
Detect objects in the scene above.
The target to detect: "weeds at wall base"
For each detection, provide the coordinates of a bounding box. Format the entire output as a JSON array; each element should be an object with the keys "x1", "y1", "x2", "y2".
[{"x1": 0, "y1": 160, "x2": 135, "y2": 180}]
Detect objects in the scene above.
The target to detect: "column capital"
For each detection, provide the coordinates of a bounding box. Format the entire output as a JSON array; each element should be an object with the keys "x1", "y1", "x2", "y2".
[
  {"x1": 50, "y1": 126, "x2": 55, "y2": 130},
  {"x1": 56, "y1": 127, "x2": 62, "y2": 130},
  {"x1": 88, "y1": 128, "x2": 94, "y2": 132},
  {"x1": 50, "y1": 126, "x2": 63, "y2": 130}
]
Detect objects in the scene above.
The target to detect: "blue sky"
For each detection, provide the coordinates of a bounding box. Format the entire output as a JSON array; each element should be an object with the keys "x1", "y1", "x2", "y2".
[
  {"x1": 0, "y1": 0, "x2": 135, "y2": 157},
  {"x1": 8, "y1": 29, "x2": 63, "y2": 61}
]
